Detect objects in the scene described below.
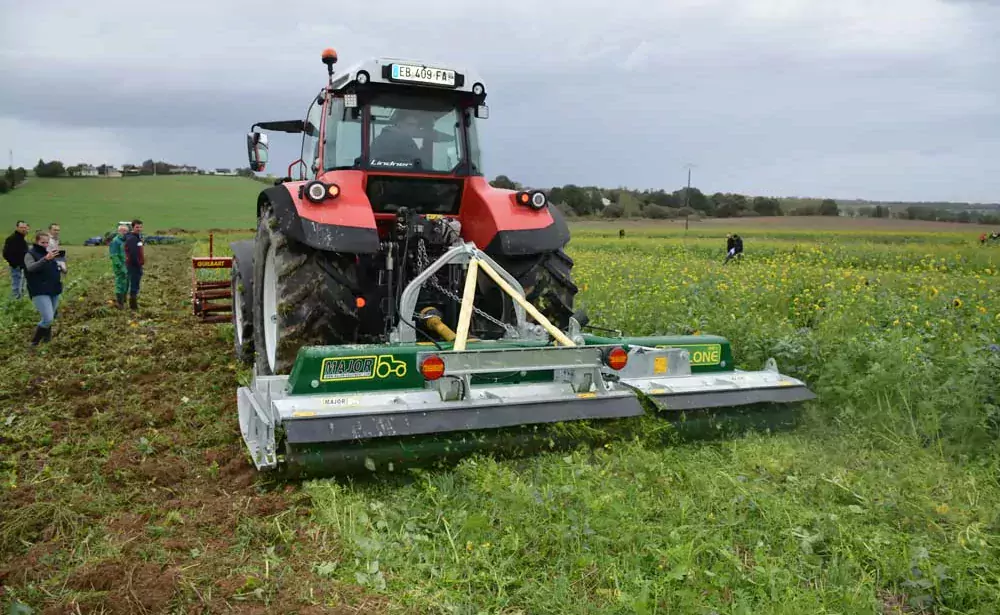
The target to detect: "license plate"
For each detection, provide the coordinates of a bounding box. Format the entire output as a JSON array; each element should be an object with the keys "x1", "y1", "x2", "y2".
[{"x1": 390, "y1": 63, "x2": 456, "y2": 87}]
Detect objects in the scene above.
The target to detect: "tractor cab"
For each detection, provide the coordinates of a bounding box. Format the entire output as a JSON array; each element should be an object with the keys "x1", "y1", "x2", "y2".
[{"x1": 247, "y1": 50, "x2": 489, "y2": 192}]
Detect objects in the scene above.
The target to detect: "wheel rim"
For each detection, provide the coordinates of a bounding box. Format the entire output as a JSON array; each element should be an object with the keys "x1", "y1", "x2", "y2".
[
  {"x1": 263, "y1": 243, "x2": 278, "y2": 371},
  {"x1": 233, "y1": 271, "x2": 244, "y2": 345}
]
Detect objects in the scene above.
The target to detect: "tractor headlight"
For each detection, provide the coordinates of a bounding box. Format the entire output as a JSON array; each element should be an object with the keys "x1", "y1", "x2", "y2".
[
  {"x1": 530, "y1": 191, "x2": 546, "y2": 209},
  {"x1": 304, "y1": 180, "x2": 340, "y2": 203},
  {"x1": 516, "y1": 190, "x2": 547, "y2": 210}
]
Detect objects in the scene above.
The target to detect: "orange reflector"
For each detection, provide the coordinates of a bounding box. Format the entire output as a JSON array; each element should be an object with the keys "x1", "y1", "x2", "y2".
[
  {"x1": 420, "y1": 355, "x2": 445, "y2": 380},
  {"x1": 355, "y1": 296, "x2": 366, "y2": 308},
  {"x1": 519, "y1": 193, "x2": 529, "y2": 203},
  {"x1": 606, "y1": 346, "x2": 628, "y2": 370},
  {"x1": 328, "y1": 183, "x2": 340, "y2": 198}
]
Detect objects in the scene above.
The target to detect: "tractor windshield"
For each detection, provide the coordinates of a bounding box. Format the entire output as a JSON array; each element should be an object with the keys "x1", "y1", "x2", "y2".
[{"x1": 323, "y1": 92, "x2": 482, "y2": 175}]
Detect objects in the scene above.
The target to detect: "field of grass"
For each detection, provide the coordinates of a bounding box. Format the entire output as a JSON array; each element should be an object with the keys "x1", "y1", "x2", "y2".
[
  {"x1": 1, "y1": 188, "x2": 999, "y2": 613},
  {"x1": 0, "y1": 176, "x2": 262, "y2": 243}
]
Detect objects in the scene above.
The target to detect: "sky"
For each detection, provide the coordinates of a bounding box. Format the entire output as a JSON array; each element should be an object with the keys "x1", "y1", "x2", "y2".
[{"x1": 1, "y1": 0, "x2": 999, "y2": 203}]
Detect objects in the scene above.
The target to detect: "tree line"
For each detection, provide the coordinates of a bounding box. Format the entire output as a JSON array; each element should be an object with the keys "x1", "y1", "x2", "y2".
[
  {"x1": 489, "y1": 175, "x2": 1000, "y2": 225},
  {"x1": 489, "y1": 175, "x2": 836, "y2": 220},
  {"x1": 0, "y1": 166, "x2": 29, "y2": 195},
  {"x1": 28, "y1": 158, "x2": 257, "y2": 178}
]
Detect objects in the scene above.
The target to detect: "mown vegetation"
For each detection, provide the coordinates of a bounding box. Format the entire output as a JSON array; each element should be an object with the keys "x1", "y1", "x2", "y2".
[{"x1": 1, "y1": 181, "x2": 998, "y2": 613}]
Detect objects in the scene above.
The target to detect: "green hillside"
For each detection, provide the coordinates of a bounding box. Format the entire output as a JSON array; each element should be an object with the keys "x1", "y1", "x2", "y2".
[{"x1": 0, "y1": 176, "x2": 262, "y2": 243}]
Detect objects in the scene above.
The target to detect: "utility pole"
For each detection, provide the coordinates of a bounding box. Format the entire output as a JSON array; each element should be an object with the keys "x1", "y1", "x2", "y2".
[{"x1": 683, "y1": 163, "x2": 696, "y2": 231}]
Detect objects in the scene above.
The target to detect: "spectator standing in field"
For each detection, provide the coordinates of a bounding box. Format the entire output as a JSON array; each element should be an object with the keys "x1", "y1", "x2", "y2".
[
  {"x1": 108, "y1": 223, "x2": 129, "y2": 309},
  {"x1": 723, "y1": 233, "x2": 744, "y2": 265},
  {"x1": 3, "y1": 220, "x2": 30, "y2": 299},
  {"x1": 23, "y1": 231, "x2": 62, "y2": 345},
  {"x1": 47, "y1": 223, "x2": 67, "y2": 274},
  {"x1": 723, "y1": 234, "x2": 736, "y2": 265},
  {"x1": 123, "y1": 219, "x2": 145, "y2": 310}
]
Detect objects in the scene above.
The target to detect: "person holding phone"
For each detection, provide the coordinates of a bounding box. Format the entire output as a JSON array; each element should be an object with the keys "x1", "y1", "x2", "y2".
[{"x1": 23, "y1": 231, "x2": 63, "y2": 346}]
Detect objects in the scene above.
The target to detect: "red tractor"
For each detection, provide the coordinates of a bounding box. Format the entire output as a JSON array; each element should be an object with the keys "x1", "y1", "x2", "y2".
[{"x1": 231, "y1": 49, "x2": 580, "y2": 375}]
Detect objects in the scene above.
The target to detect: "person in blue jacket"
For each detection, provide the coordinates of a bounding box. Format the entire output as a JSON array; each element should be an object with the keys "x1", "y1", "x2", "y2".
[
  {"x1": 123, "y1": 219, "x2": 144, "y2": 310},
  {"x1": 23, "y1": 231, "x2": 63, "y2": 345}
]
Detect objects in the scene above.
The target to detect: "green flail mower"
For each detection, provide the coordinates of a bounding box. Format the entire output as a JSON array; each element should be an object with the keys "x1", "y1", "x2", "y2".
[{"x1": 235, "y1": 241, "x2": 815, "y2": 477}]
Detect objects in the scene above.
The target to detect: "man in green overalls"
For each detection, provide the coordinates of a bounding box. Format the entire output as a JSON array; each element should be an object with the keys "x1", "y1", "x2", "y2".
[{"x1": 108, "y1": 223, "x2": 129, "y2": 308}]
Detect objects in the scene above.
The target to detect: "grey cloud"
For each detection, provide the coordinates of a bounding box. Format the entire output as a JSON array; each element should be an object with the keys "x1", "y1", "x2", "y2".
[{"x1": 2, "y1": 0, "x2": 999, "y2": 202}]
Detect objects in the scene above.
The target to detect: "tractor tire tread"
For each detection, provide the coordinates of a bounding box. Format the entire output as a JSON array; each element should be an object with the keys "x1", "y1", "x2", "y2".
[{"x1": 252, "y1": 203, "x2": 364, "y2": 375}]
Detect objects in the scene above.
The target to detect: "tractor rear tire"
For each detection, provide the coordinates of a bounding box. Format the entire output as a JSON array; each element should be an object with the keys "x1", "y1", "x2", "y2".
[
  {"x1": 252, "y1": 202, "x2": 365, "y2": 375},
  {"x1": 487, "y1": 248, "x2": 580, "y2": 333}
]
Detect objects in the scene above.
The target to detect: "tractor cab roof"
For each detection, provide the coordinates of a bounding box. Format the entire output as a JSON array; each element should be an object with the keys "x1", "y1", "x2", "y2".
[{"x1": 328, "y1": 56, "x2": 487, "y2": 100}]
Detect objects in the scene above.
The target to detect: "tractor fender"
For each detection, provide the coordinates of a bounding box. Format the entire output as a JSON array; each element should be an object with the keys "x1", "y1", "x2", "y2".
[
  {"x1": 257, "y1": 183, "x2": 380, "y2": 254},
  {"x1": 458, "y1": 176, "x2": 570, "y2": 257},
  {"x1": 484, "y1": 204, "x2": 571, "y2": 257}
]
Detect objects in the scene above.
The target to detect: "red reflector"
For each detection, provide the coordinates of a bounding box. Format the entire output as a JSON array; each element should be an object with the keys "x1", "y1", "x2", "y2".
[
  {"x1": 606, "y1": 346, "x2": 628, "y2": 370},
  {"x1": 355, "y1": 296, "x2": 366, "y2": 308},
  {"x1": 420, "y1": 355, "x2": 445, "y2": 380}
]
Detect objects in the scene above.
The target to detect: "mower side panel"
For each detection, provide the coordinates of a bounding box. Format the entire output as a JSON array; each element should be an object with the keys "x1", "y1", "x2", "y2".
[
  {"x1": 580, "y1": 333, "x2": 736, "y2": 374},
  {"x1": 260, "y1": 174, "x2": 379, "y2": 254},
  {"x1": 286, "y1": 339, "x2": 560, "y2": 395},
  {"x1": 458, "y1": 176, "x2": 570, "y2": 256}
]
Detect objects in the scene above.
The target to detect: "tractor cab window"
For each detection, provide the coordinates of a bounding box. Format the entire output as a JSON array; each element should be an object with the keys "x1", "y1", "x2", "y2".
[
  {"x1": 323, "y1": 97, "x2": 363, "y2": 170},
  {"x1": 301, "y1": 97, "x2": 323, "y2": 179},
  {"x1": 366, "y1": 94, "x2": 474, "y2": 173}
]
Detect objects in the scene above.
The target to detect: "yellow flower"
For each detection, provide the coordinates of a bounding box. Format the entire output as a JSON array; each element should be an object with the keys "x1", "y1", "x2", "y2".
[
  {"x1": 953, "y1": 298, "x2": 963, "y2": 308},
  {"x1": 978, "y1": 306, "x2": 987, "y2": 315},
  {"x1": 935, "y1": 503, "x2": 950, "y2": 515}
]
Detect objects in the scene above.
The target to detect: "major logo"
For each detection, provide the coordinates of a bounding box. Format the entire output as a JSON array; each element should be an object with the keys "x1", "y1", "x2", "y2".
[{"x1": 320, "y1": 354, "x2": 408, "y2": 382}]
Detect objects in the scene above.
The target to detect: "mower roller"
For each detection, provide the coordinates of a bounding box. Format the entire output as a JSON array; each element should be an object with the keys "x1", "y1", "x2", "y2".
[{"x1": 228, "y1": 48, "x2": 815, "y2": 476}]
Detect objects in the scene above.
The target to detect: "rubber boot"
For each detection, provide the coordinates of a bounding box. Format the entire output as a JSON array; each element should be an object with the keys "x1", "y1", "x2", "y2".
[
  {"x1": 30, "y1": 326, "x2": 46, "y2": 346},
  {"x1": 129, "y1": 294, "x2": 138, "y2": 310},
  {"x1": 115, "y1": 293, "x2": 125, "y2": 309},
  {"x1": 42, "y1": 327, "x2": 52, "y2": 343}
]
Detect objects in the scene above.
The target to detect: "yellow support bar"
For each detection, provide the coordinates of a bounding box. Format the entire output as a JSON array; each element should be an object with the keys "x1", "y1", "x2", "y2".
[
  {"x1": 452, "y1": 259, "x2": 480, "y2": 351},
  {"x1": 476, "y1": 257, "x2": 576, "y2": 347}
]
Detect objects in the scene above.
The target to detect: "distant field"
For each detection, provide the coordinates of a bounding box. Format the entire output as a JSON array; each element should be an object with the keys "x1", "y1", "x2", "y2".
[
  {"x1": 5, "y1": 176, "x2": 997, "y2": 247},
  {"x1": 0, "y1": 176, "x2": 261, "y2": 243},
  {"x1": 575, "y1": 215, "x2": 999, "y2": 238}
]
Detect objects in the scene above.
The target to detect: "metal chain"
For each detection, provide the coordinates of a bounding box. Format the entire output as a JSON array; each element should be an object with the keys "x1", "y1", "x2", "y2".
[{"x1": 417, "y1": 238, "x2": 516, "y2": 335}]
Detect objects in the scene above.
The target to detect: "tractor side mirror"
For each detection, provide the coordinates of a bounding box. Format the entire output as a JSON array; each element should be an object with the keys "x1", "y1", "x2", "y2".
[
  {"x1": 475, "y1": 105, "x2": 489, "y2": 119},
  {"x1": 246, "y1": 131, "x2": 269, "y2": 172}
]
